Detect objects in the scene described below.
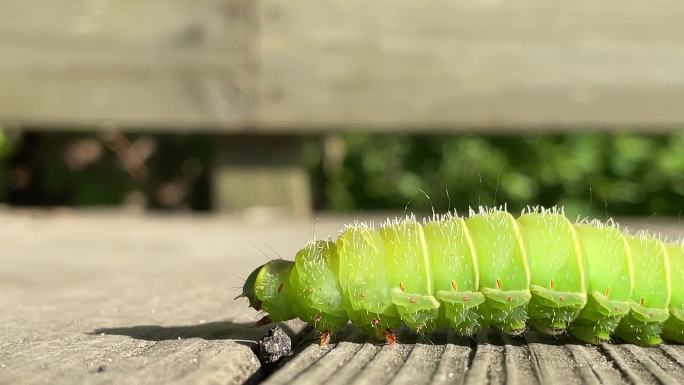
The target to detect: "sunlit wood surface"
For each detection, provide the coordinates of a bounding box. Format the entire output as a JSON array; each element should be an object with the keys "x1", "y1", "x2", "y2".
[{"x1": 1, "y1": 210, "x2": 683, "y2": 384}]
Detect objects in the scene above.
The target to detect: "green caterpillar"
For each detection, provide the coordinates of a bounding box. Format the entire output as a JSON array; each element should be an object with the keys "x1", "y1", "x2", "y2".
[{"x1": 236, "y1": 207, "x2": 684, "y2": 346}]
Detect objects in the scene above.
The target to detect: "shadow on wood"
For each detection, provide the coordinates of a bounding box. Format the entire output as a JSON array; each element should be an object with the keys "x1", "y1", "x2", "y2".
[{"x1": 91, "y1": 320, "x2": 299, "y2": 346}]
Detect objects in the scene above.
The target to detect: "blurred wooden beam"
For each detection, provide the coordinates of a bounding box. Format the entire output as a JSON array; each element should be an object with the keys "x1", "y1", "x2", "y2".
[
  {"x1": 0, "y1": 0, "x2": 254, "y2": 130},
  {"x1": 2, "y1": 0, "x2": 684, "y2": 131},
  {"x1": 212, "y1": 136, "x2": 311, "y2": 217},
  {"x1": 257, "y1": 0, "x2": 684, "y2": 131}
]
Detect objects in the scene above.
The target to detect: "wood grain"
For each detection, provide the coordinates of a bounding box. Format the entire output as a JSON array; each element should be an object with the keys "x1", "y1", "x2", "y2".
[
  {"x1": 3, "y1": 0, "x2": 684, "y2": 131},
  {"x1": 258, "y1": 0, "x2": 684, "y2": 131},
  {"x1": 0, "y1": 0, "x2": 253, "y2": 129},
  {"x1": 2, "y1": 211, "x2": 684, "y2": 384}
]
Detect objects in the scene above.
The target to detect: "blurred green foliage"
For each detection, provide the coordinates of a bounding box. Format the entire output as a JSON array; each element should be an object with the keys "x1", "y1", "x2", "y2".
[
  {"x1": 0, "y1": 129, "x2": 11, "y2": 158},
  {"x1": 306, "y1": 132, "x2": 684, "y2": 219},
  {"x1": 3, "y1": 131, "x2": 684, "y2": 217},
  {"x1": 3, "y1": 132, "x2": 211, "y2": 210}
]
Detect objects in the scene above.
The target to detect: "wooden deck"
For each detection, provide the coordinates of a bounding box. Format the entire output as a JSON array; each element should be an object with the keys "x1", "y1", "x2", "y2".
[{"x1": 1, "y1": 210, "x2": 683, "y2": 384}]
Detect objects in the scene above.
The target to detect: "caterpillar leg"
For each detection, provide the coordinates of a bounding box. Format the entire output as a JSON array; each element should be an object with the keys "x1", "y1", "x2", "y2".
[
  {"x1": 615, "y1": 313, "x2": 664, "y2": 346},
  {"x1": 254, "y1": 315, "x2": 272, "y2": 327},
  {"x1": 569, "y1": 293, "x2": 630, "y2": 344},
  {"x1": 319, "y1": 330, "x2": 331, "y2": 347},
  {"x1": 479, "y1": 289, "x2": 531, "y2": 335},
  {"x1": 663, "y1": 313, "x2": 684, "y2": 343},
  {"x1": 527, "y1": 287, "x2": 586, "y2": 335},
  {"x1": 383, "y1": 329, "x2": 397, "y2": 345}
]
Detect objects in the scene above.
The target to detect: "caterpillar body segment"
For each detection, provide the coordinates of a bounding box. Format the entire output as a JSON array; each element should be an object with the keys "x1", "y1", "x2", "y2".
[
  {"x1": 289, "y1": 241, "x2": 348, "y2": 332},
  {"x1": 615, "y1": 235, "x2": 671, "y2": 345},
  {"x1": 424, "y1": 216, "x2": 484, "y2": 336},
  {"x1": 380, "y1": 219, "x2": 440, "y2": 332},
  {"x1": 664, "y1": 243, "x2": 684, "y2": 343},
  {"x1": 464, "y1": 210, "x2": 531, "y2": 335},
  {"x1": 238, "y1": 207, "x2": 682, "y2": 346},
  {"x1": 569, "y1": 224, "x2": 633, "y2": 344},
  {"x1": 517, "y1": 212, "x2": 587, "y2": 336},
  {"x1": 336, "y1": 225, "x2": 401, "y2": 338}
]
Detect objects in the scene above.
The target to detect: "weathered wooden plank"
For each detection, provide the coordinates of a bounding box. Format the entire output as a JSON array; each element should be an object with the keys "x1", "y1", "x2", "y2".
[
  {"x1": 258, "y1": 0, "x2": 684, "y2": 131},
  {"x1": 0, "y1": 211, "x2": 338, "y2": 385},
  {"x1": 0, "y1": 0, "x2": 253, "y2": 129},
  {"x1": 6, "y1": 0, "x2": 684, "y2": 131},
  {"x1": 3, "y1": 212, "x2": 684, "y2": 384}
]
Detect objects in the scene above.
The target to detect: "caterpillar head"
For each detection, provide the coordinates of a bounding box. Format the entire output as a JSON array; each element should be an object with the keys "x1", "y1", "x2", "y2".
[
  {"x1": 236, "y1": 260, "x2": 295, "y2": 321},
  {"x1": 236, "y1": 264, "x2": 265, "y2": 310}
]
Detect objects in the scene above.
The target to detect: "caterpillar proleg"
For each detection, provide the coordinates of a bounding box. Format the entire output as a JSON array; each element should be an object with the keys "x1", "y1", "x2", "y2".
[{"x1": 236, "y1": 207, "x2": 683, "y2": 346}]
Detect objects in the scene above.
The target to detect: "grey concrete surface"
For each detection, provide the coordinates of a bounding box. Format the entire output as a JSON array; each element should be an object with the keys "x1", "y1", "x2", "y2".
[{"x1": 1, "y1": 210, "x2": 683, "y2": 385}]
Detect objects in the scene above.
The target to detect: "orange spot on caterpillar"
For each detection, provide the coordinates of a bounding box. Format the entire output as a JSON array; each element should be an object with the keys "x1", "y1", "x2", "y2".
[
  {"x1": 496, "y1": 279, "x2": 503, "y2": 290},
  {"x1": 559, "y1": 296, "x2": 565, "y2": 302},
  {"x1": 604, "y1": 287, "x2": 610, "y2": 297},
  {"x1": 462, "y1": 296, "x2": 470, "y2": 302},
  {"x1": 451, "y1": 280, "x2": 458, "y2": 291},
  {"x1": 640, "y1": 298, "x2": 645, "y2": 307},
  {"x1": 507, "y1": 295, "x2": 513, "y2": 302},
  {"x1": 408, "y1": 297, "x2": 416, "y2": 304},
  {"x1": 549, "y1": 279, "x2": 555, "y2": 290},
  {"x1": 360, "y1": 292, "x2": 366, "y2": 299},
  {"x1": 277, "y1": 283, "x2": 283, "y2": 293},
  {"x1": 314, "y1": 314, "x2": 321, "y2": 323},
  {"x1": 371, "y1": 318, "x2": 380, "y2": 326},
  {"x1": 399, "y1": 281, "x2": 406, "y2": 292}
]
